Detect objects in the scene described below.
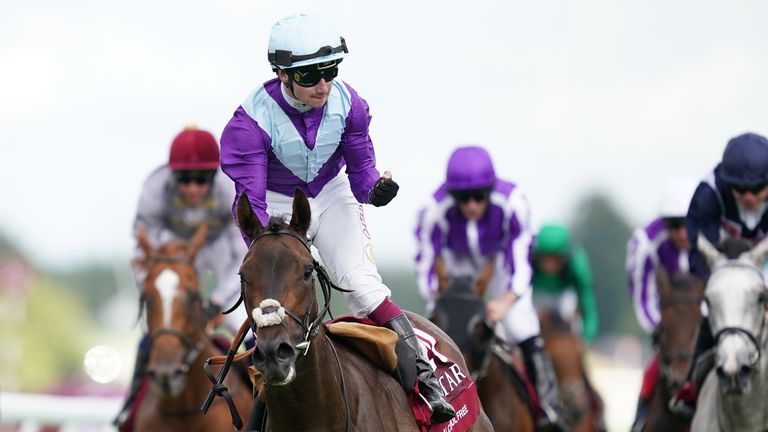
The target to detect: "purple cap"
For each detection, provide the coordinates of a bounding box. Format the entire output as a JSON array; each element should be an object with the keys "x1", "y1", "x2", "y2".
[{"x1": 445, "y1": 146, "x2": 496, "y2": 190}]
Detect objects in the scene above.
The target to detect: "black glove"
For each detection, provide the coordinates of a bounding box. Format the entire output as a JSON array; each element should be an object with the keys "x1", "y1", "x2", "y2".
[
  {"x1": 203, "y1": 301, "x2": 222, "y2": 323},
  {"x1": 369, "y1": 174, "x2": 399, "y2": 207}
]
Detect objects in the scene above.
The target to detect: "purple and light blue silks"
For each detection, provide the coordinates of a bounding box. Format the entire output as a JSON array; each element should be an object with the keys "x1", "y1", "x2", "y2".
[{"x1": 220, "y1": 78, "x2": 380, "y2": 227}]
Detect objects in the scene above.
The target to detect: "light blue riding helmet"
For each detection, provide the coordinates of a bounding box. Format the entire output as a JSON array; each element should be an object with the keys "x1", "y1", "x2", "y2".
[{"x1": 267, "y1": 13, "x2": 349, "y2": 71}]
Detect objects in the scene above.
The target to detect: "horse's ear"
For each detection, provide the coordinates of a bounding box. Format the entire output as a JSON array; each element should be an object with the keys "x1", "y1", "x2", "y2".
[
  {"x1": 237, "y1": 193, "x2": 263, "y2": 242},
  {"x1": 747, "y1": 235, "x2": 768, "y2": 266},
  {"x1": 136, "y1": 227, "x2": 154, "y2": 258},
  {"x1": 655, "y1": 266, "x2": 671, "y2": 298},
  {"x1": 289, "y1": 188, "x2": 311, "y2": 236},
  {"x1": 697, "y1": 233, "x2": 723, "y2": 268},
  {"x1": 187, "y1": 223, "x2": 207, "y2": 260}
]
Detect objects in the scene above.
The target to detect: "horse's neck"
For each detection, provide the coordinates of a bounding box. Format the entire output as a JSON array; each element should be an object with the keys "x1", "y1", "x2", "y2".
[{"x1": 264, "y1": 326, "x2": 347, "y2": 430}]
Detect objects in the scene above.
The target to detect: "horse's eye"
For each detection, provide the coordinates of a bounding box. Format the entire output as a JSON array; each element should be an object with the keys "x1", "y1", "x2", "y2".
[{"x1": 304, "y1": 266, "x2": 314, "y2": 280}]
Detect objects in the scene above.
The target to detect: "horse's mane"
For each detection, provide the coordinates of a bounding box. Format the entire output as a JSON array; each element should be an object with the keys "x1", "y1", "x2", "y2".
[
  {"x1": 266, "y1": 216, "x2": 290, "y2": 233},
  {"x1": 668, "y1": 273, "x2": 704, "y2": 292},
  {"x1": 717, "y1": 238, "x2": 752, "y2": 260}
]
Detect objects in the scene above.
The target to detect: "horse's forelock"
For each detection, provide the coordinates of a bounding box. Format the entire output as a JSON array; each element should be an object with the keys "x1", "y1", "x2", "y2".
[{"x1": 718, "y1": 238, "x2": 752, "y2": 260}]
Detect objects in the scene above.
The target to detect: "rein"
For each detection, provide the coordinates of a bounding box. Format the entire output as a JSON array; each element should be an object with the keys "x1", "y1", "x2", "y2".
[{"x1": 202, "y1": 227, "x2": 350, "y2": 431}]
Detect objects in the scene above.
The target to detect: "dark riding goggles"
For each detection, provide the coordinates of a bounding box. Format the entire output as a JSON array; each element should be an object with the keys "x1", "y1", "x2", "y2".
[
  {"x1": 174, "y1": 170, "x2": 216, "y2": 185},
  {"x1": 663, "y1": 217, "x2": 686, "y2": 230},
  {"x1": 451, "y1": 187, "x2": 492, "y2": 204},
  {"x1": 287, "y1": 60, "x2": 340, "y2": 87},
  {"x1": 731, "y1": 182, "x2": 768, "y2": 195}
]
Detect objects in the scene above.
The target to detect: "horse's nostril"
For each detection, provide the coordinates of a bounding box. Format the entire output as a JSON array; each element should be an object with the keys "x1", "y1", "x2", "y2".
[
  {"x1": 739, "y1": 364, "x2": 753, "y2": 378},
  {"x1": 276, "y1": 343, "x2": 295, "y2": 362},
  {"x1": 147, "y1": 369, "x2": 157, "y2": 379},
  {"x1": 253, "y1": 346, "x2": 266, "y2": 364}
]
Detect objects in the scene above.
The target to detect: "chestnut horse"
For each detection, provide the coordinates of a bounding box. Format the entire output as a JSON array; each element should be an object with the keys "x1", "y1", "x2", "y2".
[
  {"x1": 233, "y1": 190, "x2": 492, "y2": 431},
  {"x1": 640, "y1": 270, "x2": 703, "y2": 432},
  {"x1": 431, "y1": 276, "x2": 535, "y2": 431},
  {"x1": 537, "y1": 308, "x2": 605, "y2": 432},
  {"x1": 133, "y1": 225, "x2": 252, "y2": 431}
]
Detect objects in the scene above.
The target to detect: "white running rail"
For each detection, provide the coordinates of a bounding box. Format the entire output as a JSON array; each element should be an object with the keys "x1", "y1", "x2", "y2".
[{"x1": 0, "y1": 392, "x2": 121, "y2": 432}]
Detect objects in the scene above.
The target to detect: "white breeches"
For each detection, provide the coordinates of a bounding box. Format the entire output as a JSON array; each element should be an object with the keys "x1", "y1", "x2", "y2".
[
  {"x1": 266, "y1": 173, "x2": 391, "y2": 318},
  {"x1": 439, "y1": 252, "x2": 541, "y2": 344}
]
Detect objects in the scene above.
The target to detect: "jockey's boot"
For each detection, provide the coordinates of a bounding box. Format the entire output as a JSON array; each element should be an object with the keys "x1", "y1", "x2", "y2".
[
  {"x1": 632, "y1": 355, "x2": 660, "y2": 432},
  {"x1": 113, "y1": 338, "x2": 150, "y2": 429},
  {"x1": 520, "y1": 336, "x2": 566, "y2": 432},
  {"x1": 385, "y1": 314, "x2": 457, "y2": 424},
  {"x1": 669, "y1": 318, "x2": 712, "y2": 420}
]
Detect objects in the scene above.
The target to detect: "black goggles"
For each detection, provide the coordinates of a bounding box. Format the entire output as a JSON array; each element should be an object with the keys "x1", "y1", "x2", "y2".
[
  {"x1": 288, "y1": 61, "x2": 339, "y2": 87},
  {"x1": 663, "y1": 217, "x2": 686, "y2": 230},
  {"x1": 451, "y1": 188, "x2": 492, "y2": 204},
  {"x1": 731, "y1": 182, "x2": 767, "y2": 195},
  {"x1": 174, "y1": 170, "x2": 216, "y2": 185}
]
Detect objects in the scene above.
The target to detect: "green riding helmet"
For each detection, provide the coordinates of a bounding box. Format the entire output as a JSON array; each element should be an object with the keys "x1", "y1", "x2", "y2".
[{"x1": 535, "y1": 223, "x2": 572, "y2": 256}]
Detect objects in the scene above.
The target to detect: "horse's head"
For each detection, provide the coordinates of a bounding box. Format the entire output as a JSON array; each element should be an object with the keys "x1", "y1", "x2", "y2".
[
  {"x1": 236, "y1": 190, "x2": 316, "y2": 387},
  {"x1": 431, "y1": 276, "x2": 494, "y2": 373},
  {"x1": 136, "y1": 224, "x2": 207, "y2": 398},
  {"x1": 698, "y1": 235, "x2": 768, "y2": 394},
  {"x1": 655, "y1": 269, "x2": 704, "y2": 391}
]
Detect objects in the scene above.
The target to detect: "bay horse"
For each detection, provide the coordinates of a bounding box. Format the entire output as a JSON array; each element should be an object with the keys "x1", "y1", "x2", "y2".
[
  {"x1": 431, "y1": 276, "x2": 534, "y2": 431},
  {"x1": 537, "y1": 307, "x2": 605, "y2": 432},
  {"x1": 233, "y1": 190, "x2": 492, "y2": 431},
  {"x1": 133, "y1": 225, "x2": 252, "y2": 431},
  {"x1": 640, "y1": 269, "x2": 703, "y2": 432},
  {"x1": 692, "y1": 236, "x2": 768, "y2": 432}
]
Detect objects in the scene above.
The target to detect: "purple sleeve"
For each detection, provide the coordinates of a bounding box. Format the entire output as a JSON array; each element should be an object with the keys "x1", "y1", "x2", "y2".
[
  {"x1": 415, "y1": 204, "x2": 444, "y2": 300},
  {"x1": 501, "y1": 194, "x2": 534, "y2": 295},
  {"x1": 220, "y1": 106, "x2": 271, "y2": 230},
  {"x1": 626, "y1": 229, "x2": 659, "y2": 333},
  {"x1": 341, "y1": 84, "x2": 381, "y2": 204}
]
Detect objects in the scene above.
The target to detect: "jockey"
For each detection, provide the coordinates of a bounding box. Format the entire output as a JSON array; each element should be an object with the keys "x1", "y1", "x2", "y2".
[
  {"x1": 670, "y1": 132, "x2": 768, "y2": 418},
  {"x1": 531, "y1": 223, "x2": 599, "y2": 342},
  {"x1": 626, "y1": 177, "x2": 697, "y2": 428},
  {"x1": 415, "y1": 145, "x2": 563, "y2": 430},
  {"x1": 114, "y1": 125, "x2": 250, "y2": 429},
  {"x1": 627, "y1": 178, "x2": 697, "y2": 333},
  {"x1": 219, "y1": 12, "x2": 455, "y2": 424}
]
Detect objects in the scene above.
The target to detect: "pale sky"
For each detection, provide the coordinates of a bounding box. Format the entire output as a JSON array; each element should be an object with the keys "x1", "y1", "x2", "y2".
[{"x1": 2, "y1": 0, "x2": 767, "y2": 267}]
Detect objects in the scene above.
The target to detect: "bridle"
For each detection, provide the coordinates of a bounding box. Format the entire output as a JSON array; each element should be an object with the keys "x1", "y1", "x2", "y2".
[
  {"x1": 141, "y1": 254, "x2": 206, "y2": 416},
  {"x1": 657, "y1": 289, "x2": 703, "y2": 388},
  {"x1": 708, "y1": 259, "x2": 768, "y2": 366},
  {"x1": 202, "y1": 225, "x2": 351, "y2": 431}
]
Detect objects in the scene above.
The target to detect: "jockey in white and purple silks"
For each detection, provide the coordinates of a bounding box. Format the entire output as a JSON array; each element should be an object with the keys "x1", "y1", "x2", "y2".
[
  {"x1": 414, "y1": 145, "x2": 563, "y2": 430},
  {"x1": 219, "y1": 12, "x2": 455, "y2": 424},
  {"x1": 626, "y1": 177, "x2": 697, "y2": 429},
  {"x1": 669, "y1": 132, "x2": 768, "y2": 419},
  {"x1": 115, "y1": 126, "x2": 250, "y2": 429},
  {"x1": 626, "y1": 178, "x2": 698, "y2": 334}
]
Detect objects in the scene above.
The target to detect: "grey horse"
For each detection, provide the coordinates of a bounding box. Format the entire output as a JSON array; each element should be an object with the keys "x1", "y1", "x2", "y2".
[{"x1": 691, "y1": 235, "x2": 768, "y2": 432}]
